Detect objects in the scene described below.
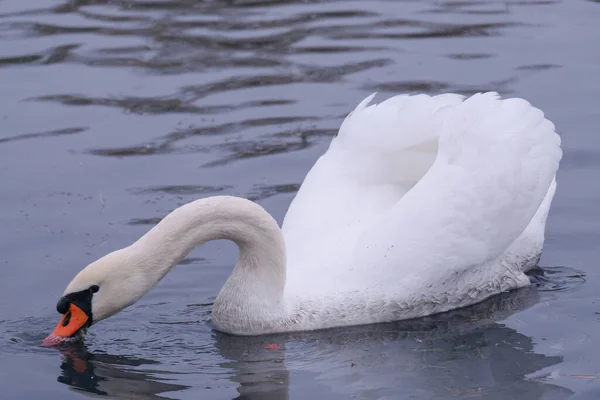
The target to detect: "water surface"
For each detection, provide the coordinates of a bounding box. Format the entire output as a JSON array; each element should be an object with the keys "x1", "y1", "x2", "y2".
[{"x1": 1, "y1": 0, "x2": 600, "y2": 399}]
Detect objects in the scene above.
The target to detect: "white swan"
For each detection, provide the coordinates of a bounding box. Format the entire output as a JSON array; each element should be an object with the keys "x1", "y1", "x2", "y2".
[{"x1": 43, "y1": 92, "x2": 561, "y2": 345}]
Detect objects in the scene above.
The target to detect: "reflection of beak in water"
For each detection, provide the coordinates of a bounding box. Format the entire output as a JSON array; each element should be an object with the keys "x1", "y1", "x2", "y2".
[
  {"x1": 213, "y1": 284, "x2": 574, "y2": 400},
  {"x1": 56, "y1": 344, "x2": 188, "y2": 399}
]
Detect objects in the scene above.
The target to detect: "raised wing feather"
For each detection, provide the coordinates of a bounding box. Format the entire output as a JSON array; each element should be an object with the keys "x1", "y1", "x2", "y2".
[
  {"x1": 282, "y1": 93, "x2": 464, "y2": 271},
  {"x1": 352, "y1": 92, "x2": 561, "y2": 289}
]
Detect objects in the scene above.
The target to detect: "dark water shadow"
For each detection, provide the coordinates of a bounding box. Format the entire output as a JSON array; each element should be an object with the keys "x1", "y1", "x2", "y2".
[{"x1": 0, "y1": 127, "x2": 87, "y2": 144}]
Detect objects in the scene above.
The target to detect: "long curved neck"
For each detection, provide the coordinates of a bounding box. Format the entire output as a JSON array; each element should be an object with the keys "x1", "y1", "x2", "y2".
[{"x1": 130, "y1": 196, "x2": 287, "y2": 306}]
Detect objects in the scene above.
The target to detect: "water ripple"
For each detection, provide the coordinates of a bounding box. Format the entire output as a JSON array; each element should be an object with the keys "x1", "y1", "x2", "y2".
[{"x1": 0, "y1": 126, "x2": 87, "y2": 144}]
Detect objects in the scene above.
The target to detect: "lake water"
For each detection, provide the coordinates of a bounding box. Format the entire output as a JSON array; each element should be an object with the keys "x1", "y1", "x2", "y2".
[{"x1": 1, "y1": 0, "x2": 600, "y2": 399}]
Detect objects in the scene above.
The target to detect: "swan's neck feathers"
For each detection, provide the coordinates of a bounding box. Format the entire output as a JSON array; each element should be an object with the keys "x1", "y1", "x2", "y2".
[
  {"x1": 136, "y1": 195, "x2": 285, "y2": 282},
  {"x1": 136, "y1": 196, "x2": 287, "y2": 320},
  {"x1": 69, "y1": 196, "x2": 288, "y2": 330}
]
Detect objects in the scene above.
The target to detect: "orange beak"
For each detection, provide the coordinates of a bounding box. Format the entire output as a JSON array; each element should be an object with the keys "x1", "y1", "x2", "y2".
[{"x1": 42, "y1": 303, "x2": 89, "y2": 346}]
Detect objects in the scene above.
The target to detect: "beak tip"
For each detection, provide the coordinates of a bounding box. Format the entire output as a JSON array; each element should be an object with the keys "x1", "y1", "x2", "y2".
[{"x1": 41, "y1": 334, "x2": 68, "y2": 347}]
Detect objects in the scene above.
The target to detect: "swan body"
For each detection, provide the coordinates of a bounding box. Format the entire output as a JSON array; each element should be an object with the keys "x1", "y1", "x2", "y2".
[{"x1": 47, "y1": 92, "x2": 561, "y2": 340}]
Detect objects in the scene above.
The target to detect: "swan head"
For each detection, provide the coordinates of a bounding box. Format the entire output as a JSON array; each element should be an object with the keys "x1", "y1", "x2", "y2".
[{"x1": 42, "y1": 248, "x2": 149, "y2": 346}]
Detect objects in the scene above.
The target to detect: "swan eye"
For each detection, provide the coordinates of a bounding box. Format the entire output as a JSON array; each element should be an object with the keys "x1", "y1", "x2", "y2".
[{"x1": 90, "y1": 285, "x2": 99, "y2": 293}]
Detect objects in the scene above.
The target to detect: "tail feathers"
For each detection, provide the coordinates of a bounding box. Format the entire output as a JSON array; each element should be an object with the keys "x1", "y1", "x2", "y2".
[{"x1": 506, "y1": 177, "x2": 558, "y2": 272}]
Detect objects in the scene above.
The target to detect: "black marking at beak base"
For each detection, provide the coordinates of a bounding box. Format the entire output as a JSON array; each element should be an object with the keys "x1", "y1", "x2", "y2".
[{"x1": 55, "y1": 286, "x2": 97, "y2": 325}]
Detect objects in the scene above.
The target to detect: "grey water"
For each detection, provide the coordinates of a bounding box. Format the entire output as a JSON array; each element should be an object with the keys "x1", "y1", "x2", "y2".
[{"x1": 1, "y1": 0, "x2": 600, "y2": 399}]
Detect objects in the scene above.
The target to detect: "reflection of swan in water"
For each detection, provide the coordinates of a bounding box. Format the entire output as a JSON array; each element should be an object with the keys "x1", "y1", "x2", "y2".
[
  {"x1": 55, "y1": 345, "x2": 188, "y2": 399},
  {"x1": 53, "y1": 271, "x2": 578, "y2": 400}
]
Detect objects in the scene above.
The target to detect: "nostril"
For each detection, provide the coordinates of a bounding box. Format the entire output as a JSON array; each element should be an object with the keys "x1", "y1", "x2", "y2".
[
  {"x1": 61, "y1": 311, "x2": 72, "y2": 327},
  {"x1": 56, "y1": 298, "x2": 70, "y2": 314}
]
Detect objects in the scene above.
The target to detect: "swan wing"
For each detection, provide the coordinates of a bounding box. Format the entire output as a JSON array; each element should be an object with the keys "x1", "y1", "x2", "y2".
[
  {"x1": 282, "y1": 92, "x2": 560, "y2": 300},
  {"x1": 352, "y1": 92, "x2": 561, "y2": 291},
  {"x1": 282, "y1": 93, "x2": 464, "y2": 269}
]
